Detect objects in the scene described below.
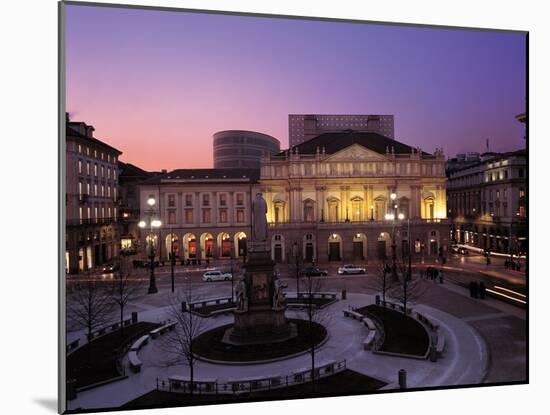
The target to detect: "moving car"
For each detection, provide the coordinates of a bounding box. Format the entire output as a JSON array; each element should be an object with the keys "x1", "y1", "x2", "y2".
[
  {"x1": 300, "y1": 266, "x2": 328, "y2": 277},
  {"x1": 202, "y1": 270, "x2": 233, "y2": 282},
  {"x1": 102, "y1": 263, "x2": 120, "y2": 273},
  {"x1": 337, "y1": 264, "x2": 366, "y2": 275}
]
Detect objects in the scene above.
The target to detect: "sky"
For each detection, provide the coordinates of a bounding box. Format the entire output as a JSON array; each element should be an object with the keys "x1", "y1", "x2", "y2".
[{"x1": 65, "y1": 4, "x2": 526, "y2": 171}]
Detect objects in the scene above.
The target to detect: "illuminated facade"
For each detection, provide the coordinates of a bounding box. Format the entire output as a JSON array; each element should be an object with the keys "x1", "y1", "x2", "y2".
[
  {"x1": 137, "y1": 169, "x2": 258, "y2": 262},
  {"x1": 65, "y1": 115, "x2": 122, "y2": 274},
  {"x1": 260, "y1": 131, "x2": 449, "y2": 262}
]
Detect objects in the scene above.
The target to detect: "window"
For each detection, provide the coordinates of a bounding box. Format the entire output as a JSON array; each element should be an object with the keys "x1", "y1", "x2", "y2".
[
  {"x1": 219, "y1": 209, "x2": 228, "y2": 223},
  {"x1": 496, "y1": 190, "x2": 500, "y2": 199},
  {"x1": 87, "y1": 207, "x2": 91, "y2": 220},
  {"x1": 107, "y1": 167, "x2": 111, "y2": 179},
  {"x1": 519, "y1": 189, "x2": 525, "y2": 198},
  {"x1": 202, "y1": 209, "x2": 211, "y2": 223},
  {"x1": 202, "y1": 194, "x2": 210, "y2": 206},
  {"x1": 78, "y1": 144, "x2": 82, "y2": 154},
  {"x1": 236, "y1": 209, "x2": 245, "y2": 222},
  {"x1": 78, "y1": 160, "x2": 82, "y2": 174},
  {"x1": 168, "y1": 210, "x2": 176, "y2": 224},
  {"x1": 79, "y1": 207, "x2": 83, "y2": 224},
  {"x1": 185, "y1": 194, "x2": 193, "y2": 206},
  {"x1": 518, "y1": 168, "x2": 524, "y2": 178},
  {"x1": 108, "y1": 207, "x2": 111, "y2": 218},
  {"x1": 94, "y1": 184, "x2": 98, "y2": 196},
  {"x1": 101, "y1": 207, "x2": 105, "y2": 220},
  {"x1": 107, "y1": 186, "x2": 111, "y2": 198},
  {"x1": 78, "y1": 181, "x2": 82, "y2": 197},
  {"x1": 94, "y1": 149, "x2": 97, "y2": 158},
  {"x1": 236, "y1": 193, "x2": 244, "y2": 206},
  {"x1": 185, "y1": 209, "x2": 193, "y2": 224},
  {"x1": 168, "y1": 194, "x2": 176, "y2": 207},
  {"x1": 86, "y1": 182, "x2": 90, "y2": 195},
  {"x1": 113, "y1": 169, "x2": 117, "y2": 180},
  {"x1": 94, "y1": 207, "x2": 98, "y2": 222},
  {"x1": 101, "y1": 165, "x2": 105, "y2": 178},
  {"x1": 504, "y1": 170, "x2": 509, "y2": 179},
  {"x1": 94, "y1": 163, "x2": 98, "y2": 177},
  {"x1": 101, "y1": 184, "x2": 105, "y2": 197},
  {"x1": 86, "y1": 161, "x2": 90, "y2": 175},
  {"x1": 219, "y1": 193, "x2": 227, "y2": 206},
  {"x1": 113, "y1": 187, "x2": 117, "y2": 201}
]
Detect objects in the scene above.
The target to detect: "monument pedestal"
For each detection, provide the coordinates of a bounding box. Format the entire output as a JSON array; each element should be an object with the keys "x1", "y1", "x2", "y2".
[{"x1": 224, "y1": 248, "x2": 295, "y2": 345}]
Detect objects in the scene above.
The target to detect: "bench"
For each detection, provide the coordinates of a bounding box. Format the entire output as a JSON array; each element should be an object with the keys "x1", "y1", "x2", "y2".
[
  {"x1": 130, "y1": 335, "x2": 150, "y2": 351},
  {"x1": 343, "y1": 309, "x2": 363, "y2": 320},
  {"x1": 435, "y1": 330, "x2": 446, "y2": 355},
  {"x1": 363, "y1": 331, "x2": 377, "y2": 350},
  {"x1": 128, "y1": 351, "x2": 142, "y2": 372},
  {"x1": 150, "y1": 322, "x2": 177, "y2": 338}
]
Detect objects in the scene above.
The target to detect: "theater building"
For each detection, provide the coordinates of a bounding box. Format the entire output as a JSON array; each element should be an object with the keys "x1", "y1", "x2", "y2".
[{"x1": 137, "y1": 131, "x2": 449, "y2": 264}]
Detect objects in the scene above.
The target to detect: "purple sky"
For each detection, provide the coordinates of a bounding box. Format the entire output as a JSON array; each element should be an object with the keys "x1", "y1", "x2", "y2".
[{"x1": 66, "y1": 4, "x2": 526, "y2": 171}]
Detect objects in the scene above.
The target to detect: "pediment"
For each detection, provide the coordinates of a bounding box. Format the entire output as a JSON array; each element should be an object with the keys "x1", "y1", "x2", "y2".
[{"x1": 325, "y1": 144, "x2": 387, "y2": 161}]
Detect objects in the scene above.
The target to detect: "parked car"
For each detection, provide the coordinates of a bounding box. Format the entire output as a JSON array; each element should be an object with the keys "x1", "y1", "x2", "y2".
[
  {"x1": 102, "y1": 263, "x2": 120, "y2": 273},
  {"x1": 300, "y1": 266, "x2": 328, "y2": 277},
  {"x1": 458, "y1": 247, "x2": 469, "y2": 255},
  {"x1": 202, "y1": 270, "x2": 233, "y2": 282},
  {"x1": 337, "y1": 264, "x2": 366, "y2": 275}
]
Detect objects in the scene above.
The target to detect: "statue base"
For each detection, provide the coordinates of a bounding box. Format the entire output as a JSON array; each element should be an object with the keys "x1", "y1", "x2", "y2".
[{"x1": 225, "y1": 247, "x2": 295, "y2": 345}]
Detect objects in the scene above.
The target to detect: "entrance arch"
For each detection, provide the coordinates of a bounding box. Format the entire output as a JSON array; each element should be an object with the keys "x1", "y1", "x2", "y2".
[
  {"x1": 377, "y1": 232, "x2": 391, "y2": 260},
  {"x1": 353, "y1": 233, "x2": 367, "y2": 260},
  {"x1": 271, "y1": 234, "x2": 285, "y2": 263},
  {"x1": 303, "y1": 233, "x2": 316, "y2": 262},
  {"x1": 428, "y1": 230, "x2": 440, "y2": 255},
  {"x1": 182, "y1": 233, "x2": 197, "y2": 259},
  {"x1": 328, "y1": 233, "x2": 342, "y2": 261},
  {"x1": 234, "y1": 232, "x2": 247, "y2": 257},
  {"x1": 165, "y1": 233, "x2": 180, "y2": 260},
  {"x1": 217, "y1": 232, "x2": 231, "y2": 257},
  {"x1": 200, "y1": 233, "x2": 214, "y2": 259}
]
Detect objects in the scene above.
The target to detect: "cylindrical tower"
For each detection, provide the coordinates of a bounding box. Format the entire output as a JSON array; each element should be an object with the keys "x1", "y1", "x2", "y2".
[{"x1": 213, "y1": 130, "x2": 280, "y2": 169}]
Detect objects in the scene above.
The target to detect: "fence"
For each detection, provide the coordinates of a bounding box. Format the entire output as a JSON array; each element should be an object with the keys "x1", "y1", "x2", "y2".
[{"x1": 157, "y1": 359, "x2": 347, "y2": 395}]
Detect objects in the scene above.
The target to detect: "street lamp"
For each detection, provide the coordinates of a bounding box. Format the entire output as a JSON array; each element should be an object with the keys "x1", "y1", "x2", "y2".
[
  {"x1": 169, "y1": 229, "x2": 176, "y2": 293},
  {"x1": 293, "y1": 241, "x2": 300, "y2": 296},
  {"x1": 139, "y1": 196, "x2": 161, "y2": 294},
  {"x1": 389, "y1": 192, "x2": 399, "y2": 281},
  {"x1": 229, "y1": 238, "x2": 235, "y2": 302}
]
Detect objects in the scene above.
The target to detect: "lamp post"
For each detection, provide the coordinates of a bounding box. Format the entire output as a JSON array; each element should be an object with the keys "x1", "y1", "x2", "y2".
[
  {"x1": 139, "y1": 196, "x2": 161, "y2": 294},
  {"x1": 388, "y1": 192, "x2": 398, "y2": 281},
  {"x1": 170, "y1": 228, "x2": 175, "y2": 293},
  {"x1": 229, "y1": 238, "x2": 235, "y2": 302}
]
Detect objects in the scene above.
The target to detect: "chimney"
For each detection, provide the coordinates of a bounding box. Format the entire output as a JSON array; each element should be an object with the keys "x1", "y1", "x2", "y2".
[
  {"x1": 161, "y1": 169, "x2": 167, "y2": 174},
  {"x1": 86, "y1": 125, "x2": 95, "y2": 138}
]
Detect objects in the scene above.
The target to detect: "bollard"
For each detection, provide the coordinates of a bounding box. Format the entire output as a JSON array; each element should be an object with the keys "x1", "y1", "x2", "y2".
[
  {"x1": 429, "y1": 345, "x2": 437, "y2": 362},
  {"x1": 375, "y1": 295, "x2": 380, "y2": 306},
  {"x1": 67, "y1": 379, "x2": 77, "y2": 401},
  {"x1": 398, "y1": 369, "x2": 407, "y2": 389},
  {"x1": 131, "y1": 311, "x2": 138, "y2": 324},
  {"x1": 341, "y1": 289, "x2": 347, "y2": 300}
]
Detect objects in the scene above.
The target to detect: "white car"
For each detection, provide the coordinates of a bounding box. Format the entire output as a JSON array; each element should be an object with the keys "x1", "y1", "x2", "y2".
[
  {"x1": 338, "y1": 264, "x2": 366, "y2": 275},
  {"x1": 202, "y1": 270, "x2": 233, "y2": 282}
]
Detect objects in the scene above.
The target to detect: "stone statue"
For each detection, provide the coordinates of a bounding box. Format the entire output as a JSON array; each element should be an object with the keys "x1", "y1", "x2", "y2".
[
  {"x1": 235, "y1": 277, "x2": 248, "y2": 312},
  {"x1": 272, "y1": 279, "x2": 284, "y2": 309},
  {"x1": 252, "y1": 193, "x2": 268, "y2": 242}
]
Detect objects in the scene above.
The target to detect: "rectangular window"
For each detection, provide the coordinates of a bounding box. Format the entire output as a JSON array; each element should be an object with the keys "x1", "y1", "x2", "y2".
[
  {"x1": 236, "y1": 209, "x2": 245, "y2": 222},
  {"x1": 94, "y1": 163, "x2": 98, "y2": 177},
  {"x1": 113, "y1": 169, "x2": 117, "y2": 180},
  {"x1": 78, "y1": 159, "x2": 82, "y2": 174},
  {"x1": 94, "y1": 184, "x2": 98, "y2": 196},
  {"x1": 185, "y1": 209, "x2": 193, "y2": 224},
  {"x1": 185, "y1": 194, "x2": 193, "y2": 206},
  {"x1": 101, "y1": 184, "x2": 105, "y2": 197},
  {"x1": 107, "y1": 167, "x2": 111, "y2": 179},
  {"x1": 101, "y1": 207, "x2": 105, "y2": 220},
  {"x1": 219, "y1": 193, "x2": 227, "y2": 206},
  {"x1": 101, "y1": 165, "x2": 105, "y2": 178},
  {"x1": 79, "y1": 207, "x2": 83, "y2": 224},
  {"x1": 108, "y1": 207, "x2": 111, "y2": 218},
  {"x1": 86, "y1": 182, "x2": 90, "y2": 195},
  {"x1": 219, "y1": 209, "x2": 228, "y2": 223},
  {"x1": 202, "y1": 194, "x2": 210, "y2": 206},
  {"x1": 107, "y1": 186, "x2": 111, "y2": 198},
  {"x1": 87, "y1": 207, "x2": 91, "y2": 221},
  {"x1": 78, "y1": 144, "x2": 82, "y2": 154},
  {"x1": 114, "y1": 207, "x2": 117, "y2": 221},
  {"x1": 168, "y1": 194, "x2": 176, "y2": 207},
  {"x1": 519, "y1": 189, "x2": 525, "y2": 198},
  {"x1": 86, "y1": 161, "x2": 90, "y2": 175},
  {"x1": 78, "y1": 181, "x2": 82, "y2": 198},
  {"x1": 113, "y1": 187, "x2": 117, "y2": 201},
  {"x1": 202, "y1": 208, "x2": 211, "y2": 223},
  {"x1": 94, "y1": 207, "x2": 98, "y2": 223},
  {"x1": 236, "y1": 193, "x2": 244, "y2": 206},
  {"x1": 168, "y1": 210, "x2": 176, "y2": 224},
  {"x1": 504, "y1": 170, "x2": 509, "y2": 179}
]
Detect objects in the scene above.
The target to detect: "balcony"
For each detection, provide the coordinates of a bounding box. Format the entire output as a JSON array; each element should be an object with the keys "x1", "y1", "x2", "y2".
[{"x1": 268, "y1": 218, "x2": 449, "y2": 229}]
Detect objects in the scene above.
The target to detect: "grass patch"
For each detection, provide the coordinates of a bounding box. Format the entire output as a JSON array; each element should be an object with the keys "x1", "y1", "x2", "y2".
[
  {"x1": 193, "y1": 319, "x2": 326, "y2": 362},
  {"x1": 122, "y1": 369, "x2": 386, "y2": 409},
  {"x1": 355, "y1": 305, "x2": 429, "y2": 357},
  {"x1": 67, "y1": 322, "x2": 160, "y2": 388}
]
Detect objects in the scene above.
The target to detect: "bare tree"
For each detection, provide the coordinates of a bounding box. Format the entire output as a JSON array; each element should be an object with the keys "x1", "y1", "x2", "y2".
[
  {"x1": 156, "y1": 276, "x2": 205, "y2": 395},
  {"x1": 387, "y1": 264, "x2": 430, "y2": 314},
  {"x1": 373, "y1": 263, "x2": 397, "y2": 303},
  {"x1": 110, "y1": 257, "x2": 143, "y2": 338},
  {"x1": 67, "y1": 274, "x2": 113, "y2": 363},
  {"x1": 301, "y1": 274, "x2": 330, "y2": 394}
]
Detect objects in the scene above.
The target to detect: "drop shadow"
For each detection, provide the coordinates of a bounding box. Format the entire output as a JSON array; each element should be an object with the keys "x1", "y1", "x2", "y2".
[{"x1": 34, "y1": 398, "x2": 57, "y2": 413}]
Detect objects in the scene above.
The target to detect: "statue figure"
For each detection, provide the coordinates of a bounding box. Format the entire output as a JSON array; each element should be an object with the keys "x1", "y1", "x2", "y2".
[
  {"x1": 252, "y1": 192, "x2": 268, "y2": 242},
  {"x1": 272, "y1": 279, "x2": 284, "y2": 309},
  {"x1": 235, "y1": 277, "x2": 248, "y2": 312}
]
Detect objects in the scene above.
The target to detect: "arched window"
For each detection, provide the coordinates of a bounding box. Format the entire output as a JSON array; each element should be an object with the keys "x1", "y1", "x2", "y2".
[{"x1": 303, "y1": 199, "x2": 315, "y2": 222}]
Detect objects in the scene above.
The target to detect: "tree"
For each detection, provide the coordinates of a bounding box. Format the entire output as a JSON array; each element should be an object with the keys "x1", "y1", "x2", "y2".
[
  {"x1": 156, "y1": 276, "x2": 205, "y2": 395},
  {"x1": 373, "y1": 263, "x2": 397, "y2": 303},
  {"x1": 110, "y1": 257, "x2": 142, "y2": 338},
  {"x1": 67, "y1": 274, "x2": 113, "y2": 363},
  {"x1": 387, "y1": 264, "x2": 430, "y2": 315},
  {"x1": 301, "y1": 273, "x2": 329, "y2": 394}
]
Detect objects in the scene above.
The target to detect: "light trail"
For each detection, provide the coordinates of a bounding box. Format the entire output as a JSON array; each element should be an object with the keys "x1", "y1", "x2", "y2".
[
  {"x1": 485, "y1": 288, "x2": 527, "y2": 304},
  {"x1": 493, "y1": 285, "x2": 526, "y2": 298}
]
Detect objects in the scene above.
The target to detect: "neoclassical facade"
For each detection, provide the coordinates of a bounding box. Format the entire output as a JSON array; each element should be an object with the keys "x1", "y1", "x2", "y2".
[
  {"x1": 137, "y1": 169, "x2": 258, "y2": 262},
  {"x1": 137, "y1": 131, "x2": 449, "y2": 264},
  {"x1": 259, "y1": 131, "x2": 449, "y2": 263}
]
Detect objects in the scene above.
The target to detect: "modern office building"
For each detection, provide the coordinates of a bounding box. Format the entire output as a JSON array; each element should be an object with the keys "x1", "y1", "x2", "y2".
[
  {"x1": 213, "y1": 130, "x2": 280, "y2": 169},
  {"x1": 65, "y1": 114, "x2": 122, "y2": 274},
  {"x1": 288, "y1": 114, "x2": 395, "y2": 147}
]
